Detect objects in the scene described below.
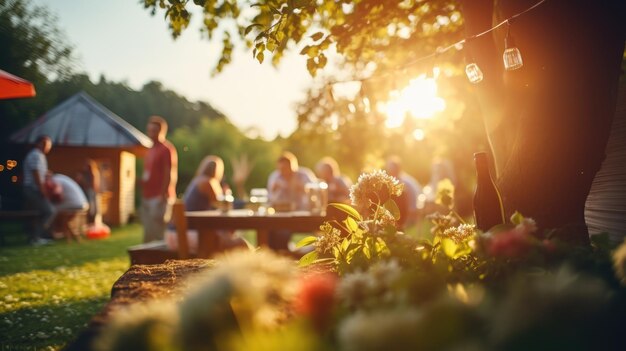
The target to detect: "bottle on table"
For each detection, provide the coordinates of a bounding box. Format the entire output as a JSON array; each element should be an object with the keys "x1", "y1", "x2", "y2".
[{"x1": 473, "y1": 152, "x2": 505, "y2": 232}]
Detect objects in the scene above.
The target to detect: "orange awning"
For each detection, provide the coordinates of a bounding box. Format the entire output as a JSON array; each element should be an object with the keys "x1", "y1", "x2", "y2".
[{"x1": 0, "y1": 69, "x2": 36, "y2": 99}]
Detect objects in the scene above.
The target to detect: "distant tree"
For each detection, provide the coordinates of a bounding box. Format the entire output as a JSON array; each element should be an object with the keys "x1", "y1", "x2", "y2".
[
  {"x1": 0, "y1": 0, "x2": 77, "y2": 139},
  {"x1": 170, "y1": 118, "x2": 281, "y2": 197}
]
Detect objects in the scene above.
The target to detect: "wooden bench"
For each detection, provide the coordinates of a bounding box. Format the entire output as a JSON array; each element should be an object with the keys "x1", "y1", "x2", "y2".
[
  {"x1": 127, "y1": 200, "x2": 195, "y2": 265},
  {"x1": 0, "y1": 210, "x2": 40, "y2": 245}
]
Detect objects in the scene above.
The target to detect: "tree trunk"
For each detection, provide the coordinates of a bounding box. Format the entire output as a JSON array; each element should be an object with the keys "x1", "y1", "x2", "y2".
[{"x1": 461, "y1": 0, "x2": 625, "y2": 241}]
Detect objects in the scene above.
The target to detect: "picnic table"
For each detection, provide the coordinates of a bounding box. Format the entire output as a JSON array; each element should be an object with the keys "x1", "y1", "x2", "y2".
[
  {"x1": 128, "y1": 202, "x2": 326, "y2": 265},
  {"x1": 186, "y1": 209, "x2": 325, "y2": 257}
]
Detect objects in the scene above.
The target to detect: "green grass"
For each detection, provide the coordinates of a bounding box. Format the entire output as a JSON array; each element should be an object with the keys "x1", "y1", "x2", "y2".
[{"x1": 0, "y1": 224, "x2": 142, "y2": 350}]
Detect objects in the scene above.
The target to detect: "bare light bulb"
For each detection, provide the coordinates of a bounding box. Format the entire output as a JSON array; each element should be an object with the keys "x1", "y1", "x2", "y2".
[
  {"x1": 465, "y1": 63, "x2": 484, "y2": 83},
  {"x1": 503, "y1": 26, "x2": 523, "y2": 71}
]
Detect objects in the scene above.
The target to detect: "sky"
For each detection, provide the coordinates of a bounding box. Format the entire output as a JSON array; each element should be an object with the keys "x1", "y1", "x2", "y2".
[{"x1": 36, "y1": 0, "x2": 312, "y2": 140}]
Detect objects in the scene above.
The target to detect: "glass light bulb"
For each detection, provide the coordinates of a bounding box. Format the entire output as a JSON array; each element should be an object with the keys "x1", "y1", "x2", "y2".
[
  {"x1": 465, "y1": 63, "x2": 484, "y2": 83},
  {"x1": 503, "y1": 47, "x2": 523, "y2": 71}
]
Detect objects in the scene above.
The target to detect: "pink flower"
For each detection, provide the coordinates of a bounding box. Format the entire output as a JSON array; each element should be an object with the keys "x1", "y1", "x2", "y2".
[
  {"x1": 487, "y1": 229, "x2": 533, "y2": 258},
  {"x1": 294, "y1": 272, "x2": 338, "y2": 331},
  {"x1": 485, "y1": 217, "x2": 540, "y2": 258}
]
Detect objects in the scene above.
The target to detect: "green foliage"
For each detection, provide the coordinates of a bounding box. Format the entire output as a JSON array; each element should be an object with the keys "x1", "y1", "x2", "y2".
[
  {"x1": 141, "y1": 0, "x2": 463, "y2": 76},
  {"x1": 0, "y1": 0, "x2": 77, "y2": 139},
  {"x1": 171, "y1": 118, "x2": 281, "y2": 197}
]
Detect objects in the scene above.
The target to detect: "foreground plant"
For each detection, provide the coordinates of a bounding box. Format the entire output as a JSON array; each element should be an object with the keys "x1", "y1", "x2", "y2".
[{"x1": 96, "y1": 171, "x2": 626, "y2": 351}]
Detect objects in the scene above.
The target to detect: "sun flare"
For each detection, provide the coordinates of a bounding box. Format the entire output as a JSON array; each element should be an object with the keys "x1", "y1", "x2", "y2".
[{"x1": 378, "y1": 75, "x2": 446, "y2": 128}]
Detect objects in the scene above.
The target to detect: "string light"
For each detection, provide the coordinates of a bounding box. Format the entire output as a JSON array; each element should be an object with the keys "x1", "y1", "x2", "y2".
[
  {"x1": 465, "y1": 62, "x2": 484, "y2": 84},
  {"x1": 502, "y1": 21, "x2": 524, "y2": 71},
  {"x1": 323, "y1": 0, "x2": 547, "y2": 87}
]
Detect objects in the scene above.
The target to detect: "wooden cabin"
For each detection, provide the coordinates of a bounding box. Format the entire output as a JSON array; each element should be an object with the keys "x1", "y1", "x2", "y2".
[{"x1": 9, "y1": 92, "x2": 152, "y2": 226}]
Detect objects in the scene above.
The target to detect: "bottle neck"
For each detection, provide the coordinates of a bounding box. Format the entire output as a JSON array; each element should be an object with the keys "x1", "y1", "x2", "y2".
[{"x1": 475, "y1": 157, "x2": 492, "y2": 181}]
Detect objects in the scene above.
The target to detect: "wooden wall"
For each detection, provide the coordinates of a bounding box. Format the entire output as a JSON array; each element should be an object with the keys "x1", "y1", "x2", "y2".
[{"x1": 46, "y1": 146, "x2": 142, "y2": 226}]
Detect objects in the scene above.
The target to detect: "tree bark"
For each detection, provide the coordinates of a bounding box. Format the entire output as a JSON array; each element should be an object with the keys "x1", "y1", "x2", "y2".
[{"x1": 461, "y1": 0, "x2": 625, "y2": 240}]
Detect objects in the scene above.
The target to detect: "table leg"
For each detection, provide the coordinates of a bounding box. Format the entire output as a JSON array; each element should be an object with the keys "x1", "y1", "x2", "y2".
[
  {"x1": 197, "y1": 229, "x2": 219, "y2": 258},
  {"x1": 257, "y1": 229, "x2": 269, "y2": 248}
]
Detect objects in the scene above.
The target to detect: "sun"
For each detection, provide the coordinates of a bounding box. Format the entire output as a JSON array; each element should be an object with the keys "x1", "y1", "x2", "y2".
[{"x1": 378, "y1": 74, "x2": 446, "y2": 129}]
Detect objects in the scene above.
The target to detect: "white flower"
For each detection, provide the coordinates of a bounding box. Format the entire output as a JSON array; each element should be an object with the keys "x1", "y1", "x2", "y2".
[
  {"x1": 440, "y1": 224, "x2": 477, "y2": 244},
  {"x1": 338, "y1": 308, "x2": 421, "y2": 351},
  {"x1": 349, "y1": 170, "x2": 404, "y2": 215}
]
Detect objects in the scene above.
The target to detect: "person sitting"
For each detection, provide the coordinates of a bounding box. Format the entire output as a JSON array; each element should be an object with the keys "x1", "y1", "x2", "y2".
[
  {"x1": 315, "y1": 156, "x2": 352, "y2": 204},
  {"x1": 165, "y1": 155, "x2": 248, "y2": 254},
  {"x1": 267, "y1": 151, "x2": 316, "y2": 211},
  {"x1": 50, "y1": 173, "x2": 89, "y2": 242},
  {"x1": 266, "y1": 151, "x2": 316, "y2": 250},
  {"x1": 385, "y1": 155, "x2": 422, "y2": 229}
]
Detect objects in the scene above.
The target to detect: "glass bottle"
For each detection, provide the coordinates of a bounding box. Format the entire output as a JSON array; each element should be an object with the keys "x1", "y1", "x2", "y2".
[{"x1": 473, "y1": 152, "x2": 505, "y2": 231}]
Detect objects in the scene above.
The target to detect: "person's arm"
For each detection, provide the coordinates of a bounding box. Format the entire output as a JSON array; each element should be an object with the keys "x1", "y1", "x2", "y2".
[
  {"x1": 160, "y1": 145, "x2": 176, "y2": 200},
  {"x1": 32, "y1": 169, "x2": 47, "y2": 197}
]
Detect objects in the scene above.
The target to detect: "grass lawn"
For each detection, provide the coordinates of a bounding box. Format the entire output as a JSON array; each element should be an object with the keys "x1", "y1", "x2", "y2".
[{"x1": 0, "y1": 223, "x2": 142, "y2": 350}]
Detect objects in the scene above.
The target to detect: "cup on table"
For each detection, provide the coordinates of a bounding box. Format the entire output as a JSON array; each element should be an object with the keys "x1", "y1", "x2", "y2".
[
  {"x1": 248, "y1": 188, "x2": 269, "y2": 214},
  {"x1": 305, "y1": 181, "x2": 328, "y2": 215},
  {"x1": 217, "y1": 192, "x2": 234, "y2": 213}
]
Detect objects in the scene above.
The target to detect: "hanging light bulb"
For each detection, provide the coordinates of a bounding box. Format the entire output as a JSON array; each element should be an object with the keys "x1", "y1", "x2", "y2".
[
  {"x1": 502, "y1": 21, "x2": 523, "y2": 71},
  {"x1": 465, "y1": 62, "x2": 484, "y2": 83}
]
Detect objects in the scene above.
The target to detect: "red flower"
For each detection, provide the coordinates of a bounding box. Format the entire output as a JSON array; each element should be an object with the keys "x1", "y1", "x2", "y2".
[
  {"x1": 487, "y1": 229, "x2": 533, "y2": 258},
  {"x1": 294, "y1": 272, "x2": 338, "y2": 331}
]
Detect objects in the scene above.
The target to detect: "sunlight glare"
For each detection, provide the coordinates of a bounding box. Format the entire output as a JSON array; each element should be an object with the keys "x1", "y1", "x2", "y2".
[
  {"x1": 413, "y1": 128, "x2": 425, "y2": 140},
  {"x1": 380, "y1": 75, "x2": 446, "y2": 128}
]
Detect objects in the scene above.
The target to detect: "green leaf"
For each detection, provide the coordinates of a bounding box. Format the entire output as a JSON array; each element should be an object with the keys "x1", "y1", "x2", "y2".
[
  {"x1": 310, "y1": 32, "x2": 324, "y2": 41},
  {"x1": 244, "y1": 23, "x2": 263, "y2": 35},
  {"x1": 340, "y1": 238, "x2": 350, "y2": 252},
  {"x1": 383, "y1": 199, "x2": 400, "y2": 220},
  {"x1": 298, "y1": 250, "x2": 318, "y2": 267},
  {"x1": 345, "y1": 217, "x2": 359, "y2": 233},
  {"x1": 256, "y1": 51, "x2": 264, "y2": 63},
  {"x1": 299, "y1": 45, "x2": 311, "y2": 55},
  {"x1": 269, "y1": 4, "x2": 281, "y2": 15},
  {"x1": 275, "y1": 30, "x2": 285, "y2": 43},
  {"x1": 329, "y1": 203, "x2": 362, "y2": 221},
  {"x1": 266, "y1": 38, "x2": 277, "y2": 52},
  {"x1": 295, "y1": 235, "x2": 317, "y2": 248},
  {"x1": 362, "y1": 245, "x2": 371, "y2": 259},
  {"x1": 318, "y1": 54, "x2": 327, "y2": 68},
  {"x1": 510, "y1": 211, "x2": 525, "y2": 225},
  {"x1": 441, "y1": 238, "x2": 457, "y2": 258},
  {"x1": 486, "y1": 223, "x2": 515, "y2": 234}
]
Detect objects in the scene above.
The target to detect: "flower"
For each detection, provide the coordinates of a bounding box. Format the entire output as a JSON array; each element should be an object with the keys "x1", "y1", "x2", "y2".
[
  {"x1": 486, "y1": 229, "x2": 533, "y2": 258},
  {"x1": 440, "y1": 224, "x2": 476, "y2": 244},
  {"x1": 485, "y1": 216, "x2": 539, "y2": 258},
  {"x1": 95, "y1": 301, "x2": 178, "y2": 351},
  {"x1": 427, "y1": 211, "x2": 458, "y2": 237},
  {"x1": 294, "y1": 272, "x2": 338, "y2": 331},
  {"x1": 180, "y1": 249, "x2": 298, "y2": 346},
  {"x1": 349, "y1": 170, "x2": 403, "y2": 216},
  {"x1": 613, "y1": 239, "x2": 626, "y2": 286},
  {"x1": 337, "y1": 260, "x2": 404, "y2": 309},
  {"x1": 316, "y1": 223, "x2": 342, "y2": 254},
  {"x1": 337, "y1": 308, "x2": 421, "y2": 351},
  {"x1": 336, "y1": 270, "x2": 372, "y2": 309}
]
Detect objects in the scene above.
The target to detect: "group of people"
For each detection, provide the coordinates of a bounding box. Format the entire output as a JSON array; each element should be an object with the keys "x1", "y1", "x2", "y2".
[
  {"x1": 140, "y1": 115, "x2": 436, "y2": 255},
  {"x1": 22, "y1": 116, "x2": 446, "y2": 252},
  {"x1": 22, "y1": 135, "x2": 102, "y2": 245}
]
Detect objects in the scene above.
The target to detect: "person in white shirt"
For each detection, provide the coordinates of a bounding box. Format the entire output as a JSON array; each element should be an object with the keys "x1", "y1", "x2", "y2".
[
  {"x1": 266, "y1": 151, "x2": 315, "y2": 250},
  {"x1": 22, "y1": 135, "x2": 56, "y2": 245}
]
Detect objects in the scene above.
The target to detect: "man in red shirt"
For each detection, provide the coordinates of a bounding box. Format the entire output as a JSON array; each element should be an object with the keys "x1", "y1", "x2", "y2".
[{"x1": 141, "y1": 116, "x2": 178, "y2": 243}]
